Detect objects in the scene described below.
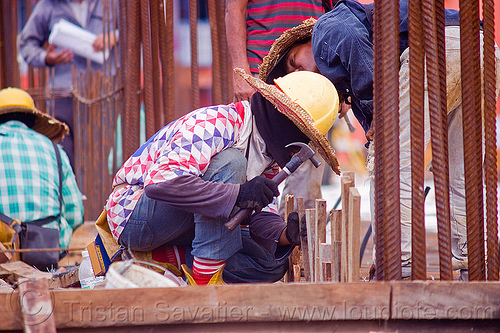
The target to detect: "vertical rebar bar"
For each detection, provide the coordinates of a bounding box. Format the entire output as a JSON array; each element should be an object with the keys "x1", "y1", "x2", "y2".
[
  {"x1": 421, "y1": 0, "x2": 453, "y2": 280},
  {"x1": 381, "y1": 0, "x2": 402, "y2": 281},
  {"x1": 409, "y1": 0, "x2": 427, "y2": 281},
  {"x1": 215, "y1": 0, "x2": 231, "y2": 103},
  {"x1": 151, "y1": 0, "x2": 163, "y2": 129},
  {"x1": 123, "y1": 0, "x2": 141, "y2": 160},
  {"x1": 141, "y1": 0, "x2": 156, "y2": 139},
  {"x1": 189, "y1": 0, "x2": 200, "y2": 109},
  {"x1": 460, "y1": 0, "x2": 486, "y2": 281},
  {"x1": 483, "y1": 0, "x2": 499, "y2": 281},
  {"x1": 208, "y1": 0, "x2": 222, "y2": 105},
  {"x1": 373, "y1": 0, "x2": 385, "y2": 281},
  {"x1": 159, "y1": 0, "x2": 175, "y2": 123}
]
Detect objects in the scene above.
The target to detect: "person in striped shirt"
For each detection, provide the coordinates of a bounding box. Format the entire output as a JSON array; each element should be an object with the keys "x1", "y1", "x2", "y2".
[
  {"x1": 226, "y1": 0, "x2": 328, "y2": 102},
  {"x1": 226, "y1": 0, "x2": 331, "y2": 230}
]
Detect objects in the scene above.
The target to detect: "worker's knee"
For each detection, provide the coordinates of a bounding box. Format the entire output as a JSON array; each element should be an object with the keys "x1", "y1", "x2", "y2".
[{"x1": 202, "y1": 148, "x2": 247, "y2": 184}]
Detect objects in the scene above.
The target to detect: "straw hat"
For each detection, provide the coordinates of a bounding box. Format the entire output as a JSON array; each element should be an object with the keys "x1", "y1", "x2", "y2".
[
  {"x1": 0, "y1": 87, "x2": 68, "y2": 142},
  {"x1": 235, "y1": 68, "x2": 340, "y2": 175},
  {"x1": 259, "y1": 18, "x2": 316, "y2": 81}
]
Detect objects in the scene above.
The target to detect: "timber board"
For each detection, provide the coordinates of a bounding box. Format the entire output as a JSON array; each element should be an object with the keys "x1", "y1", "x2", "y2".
[{"x1": 0, "y1": 281, "x2": 499, "y2": 332}]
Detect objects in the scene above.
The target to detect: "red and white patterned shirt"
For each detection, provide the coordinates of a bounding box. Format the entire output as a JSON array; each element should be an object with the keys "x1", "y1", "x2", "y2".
[{"x1": 106, "y1": 101, "x2": 278, "y2": 240}]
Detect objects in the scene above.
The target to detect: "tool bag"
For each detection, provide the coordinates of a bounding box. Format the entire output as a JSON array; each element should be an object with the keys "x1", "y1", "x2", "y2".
[{"x1": 0, "y1": 141, "x2": 63, "y2": 271}]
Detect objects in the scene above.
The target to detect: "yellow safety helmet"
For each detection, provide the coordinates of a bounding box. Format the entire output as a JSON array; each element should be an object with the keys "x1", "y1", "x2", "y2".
[
  {"x1": 274, "y1": 71, "x2": 339, "y2": 135},
  {"x1": 0, "y1": 87, "x2": 68, "y2": 142},
  {"x1": 0, "y1": 87, "x2": 38, "y2": 113}
]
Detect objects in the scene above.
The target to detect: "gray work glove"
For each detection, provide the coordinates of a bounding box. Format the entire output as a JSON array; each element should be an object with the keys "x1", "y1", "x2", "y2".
[
  {"x1": 285, "y1": 212, "x2": 307, "y2": 246},
  {"x1": 236, "y1": 175, "x2": 279, "y2": 213}
]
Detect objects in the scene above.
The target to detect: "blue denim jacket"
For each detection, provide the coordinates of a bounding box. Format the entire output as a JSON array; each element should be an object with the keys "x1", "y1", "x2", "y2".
[{"x1": 312, "y1": 0, "x2": 460, "y2": 134}]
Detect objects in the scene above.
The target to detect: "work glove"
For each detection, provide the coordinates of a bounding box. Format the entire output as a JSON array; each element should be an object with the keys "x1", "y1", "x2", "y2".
[
  {"x1": 236, "y1": 176, "x2": 279, "y2": 213},
  {"x1": 285, "y1": 212, "x2": 307, "y2": 246}
]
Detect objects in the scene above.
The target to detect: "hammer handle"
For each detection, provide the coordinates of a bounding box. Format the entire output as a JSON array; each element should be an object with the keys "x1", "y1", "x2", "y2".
[{"x1": 224, "y1": 155, "x2": 303, "y2": 230}]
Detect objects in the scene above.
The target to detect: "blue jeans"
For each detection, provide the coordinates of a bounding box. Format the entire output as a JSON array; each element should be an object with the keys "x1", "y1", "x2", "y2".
[{"x1": 119, "y1": 148, "x2": 289, "y2": 283}]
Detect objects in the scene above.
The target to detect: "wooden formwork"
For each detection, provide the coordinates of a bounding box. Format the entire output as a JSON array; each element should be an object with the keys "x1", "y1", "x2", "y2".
[{"x1": 0, "y1": 279, "x2": 499, "y2": 332}]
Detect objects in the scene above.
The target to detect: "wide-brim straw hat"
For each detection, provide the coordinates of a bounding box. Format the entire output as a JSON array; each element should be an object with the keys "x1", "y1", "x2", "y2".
[
  {"x1": 259, "y1": 18, "x2": 316, "y2": 81},
  {"x1": 0, "y1": 89, "x2": 68, "y2": 143},
  {"x1": 235, "y1": 68, "x2": 340, "y2": 175}
]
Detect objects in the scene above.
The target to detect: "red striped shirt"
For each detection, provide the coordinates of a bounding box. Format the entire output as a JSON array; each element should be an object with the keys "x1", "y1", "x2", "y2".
[{"x1": 245, "y1": 0, "x2": 324, "y2": 74}]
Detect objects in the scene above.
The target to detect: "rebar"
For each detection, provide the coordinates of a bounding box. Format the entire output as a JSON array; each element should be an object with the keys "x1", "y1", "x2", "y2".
[
  {"x1": 373, "y1": 0, "x2": 385, "y2": 281},
  {"x1": 421, "y1": 0, "x2": 453, "y2": 280},
  {"x1": 141, "y1": 0, "x2": 156, "y2": 139},
  {"x1": 208, "y1": 0, "x2": 222, "y2": 105},
  {"x1": 460, "y1": 0, "x2": 486, "y2": 281},
  {"x1": 189, "y1": 0, "x2": 200, "y2": 109},
  {"x1": 123, "y1": 0, "x2": 142, "y2": 160},
  {"x1": 483, "y1": 0, "x2": 499, "y2": 281},
  {"x1": 409, "y1": 0, "x2": 427, "y2": 281},
  {"x1": 151, "y1": 0, "x2": 163, "y2": 130},
  {"x1": 374, "y1": 0, "x2": 402, "y2": 281}
]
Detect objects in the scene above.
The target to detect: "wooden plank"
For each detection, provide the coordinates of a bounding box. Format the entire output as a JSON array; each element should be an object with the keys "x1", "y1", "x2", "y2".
[
  {"x1": 1, "y1": 282, "x2": 500, "y2": 331},
  {"x1": 315, "y1": 199, "x2": 327, "y2": 282},
  {"x1": 0, "y1": 282, "x2": 391, "y2": 331},
  {"x1": 392, "y1": 282, "x2": 500, "y2": 320},
  {"x1": 306, "y1": 209, "x2": 316, "y2": 282},
  {"x1": 340, "y1": 173, "x2": 354, "y2": 282},
  {"x1": 18, "y1": 278, "x2": 56, "y2": 333},
  {"x1": 0, "y1": 279, "x2": 13, "y2": 290},
  {"x1": 0, "y1": 261, "x2": 52, "y2": 283},
  {"x1": 0, "y1": 241, "x2": 12, "y2": 262},
  {"x1": 348, "y1": 188, "x2": 361, "y2": 282},
  {"x1": 331, "y1": 210, "x2": 342, "y2": 282},
  {"x1": 297, "y1": 198, "x2": 309, "y2": 282},
  {"x1": 49, "y1": 268, "x2": 81, "y2": 289},
  {"x1": 319, "y1": 243, "x2": 331, "y2": 263}
]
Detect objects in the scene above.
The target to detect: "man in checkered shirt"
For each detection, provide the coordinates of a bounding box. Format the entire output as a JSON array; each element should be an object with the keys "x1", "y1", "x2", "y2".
[{"x1": 0, "y1": 88, "x2": 84, "y2": 254}]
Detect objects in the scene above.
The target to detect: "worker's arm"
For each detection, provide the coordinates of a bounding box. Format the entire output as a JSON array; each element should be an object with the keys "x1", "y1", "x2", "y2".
[
  {"x1": 145, "y1": 174, "x2": 240, "y2": 220},
  {"x1": 312, "y1": 4, "x2": 374, "y2": 133},
  {"x1": 225, "y1": 0, "x2": 256, "y2": 102},
  {"x1": 18, "y1": 2, "x2": 54, "y2": 68}
]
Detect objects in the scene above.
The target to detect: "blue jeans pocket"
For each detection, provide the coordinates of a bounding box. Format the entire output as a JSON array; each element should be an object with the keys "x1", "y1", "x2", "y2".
[{"x1": 119, "y1": 218, "x2": 154, "y2": 251}]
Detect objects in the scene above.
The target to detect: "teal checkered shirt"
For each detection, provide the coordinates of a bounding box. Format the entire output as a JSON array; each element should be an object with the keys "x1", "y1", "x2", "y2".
[{"x1": 0, "y1": 121, "x2": 84, "y2": 248}]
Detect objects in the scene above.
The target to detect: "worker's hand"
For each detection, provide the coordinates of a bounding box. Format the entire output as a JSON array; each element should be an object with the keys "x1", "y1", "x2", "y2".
[
  {"x1": 285, "y1": 212, "x2": 307, "y2": 246},
  {"x1": 45, "y1": 44, "x2": 73, "y2": 65},
  {"x1": 232, "y1": 74, "x2": 256, "y2": 102},
  {"x1": 93, "y1": 33, "x2": 118, "y2": 52},
  {"x1": 338, "y1": 101, "x2": 351, "y2": 119},
  {"x1": 365, "y1": 123, "x2": 374, "y2": 141},
  {"x1": 236, "y1": 176, "x2": 279, "y2": 213},
  {"x1": 285, "y1": 212, "x2": 300, "y2": 245}
]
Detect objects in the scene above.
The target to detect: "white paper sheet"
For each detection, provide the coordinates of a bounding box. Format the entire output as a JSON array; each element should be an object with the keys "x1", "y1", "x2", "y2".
[{"x1": 48, "y1": 19, "x2": 109, "y2": 64}]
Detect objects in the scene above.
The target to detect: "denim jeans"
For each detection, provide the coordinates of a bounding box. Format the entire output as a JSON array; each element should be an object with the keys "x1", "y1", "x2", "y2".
[{"x1": 119, "y1": 148, "x2": 289, "y2": 283}]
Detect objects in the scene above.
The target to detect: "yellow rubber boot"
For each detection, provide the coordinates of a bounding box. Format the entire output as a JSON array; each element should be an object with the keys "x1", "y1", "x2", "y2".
[{"x1": 181, "y1": 264, "x2": 226, "y2": 285}]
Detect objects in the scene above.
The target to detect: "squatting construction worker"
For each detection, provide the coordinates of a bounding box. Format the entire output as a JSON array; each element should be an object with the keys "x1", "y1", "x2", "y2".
[{"x1": 105, "y1": 70, "x2": 340, "y2": 285}]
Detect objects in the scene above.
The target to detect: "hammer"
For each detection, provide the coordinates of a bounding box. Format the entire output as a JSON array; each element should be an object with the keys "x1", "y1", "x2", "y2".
[{"x1": 224, "y1": 142, "x2": 321, "y2": 231}]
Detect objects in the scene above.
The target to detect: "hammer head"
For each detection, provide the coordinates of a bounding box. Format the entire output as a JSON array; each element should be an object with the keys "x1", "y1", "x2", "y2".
[{"x1": 285, "y1": 142, "x2": 321, "y2": 168}]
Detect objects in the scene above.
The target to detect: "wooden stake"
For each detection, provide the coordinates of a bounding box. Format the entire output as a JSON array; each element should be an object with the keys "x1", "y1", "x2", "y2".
[
  {"x1": 319, "y1": 243, "x2": 331, "y2": 281},
  {"x1": 306, "y1": 209, "x2": 316, "y2": 282},
  {"x1": 297, "y1": 197, "x2": 310, "y2": 282},
  {"x1": 284, "y1": 195, "x2": 295, "y2": 283},
  {"x1": 341, "y1": 172, "x2": 355, "y2": 282},
  {"x1": 348, "y1": 187, "x2": 361, "y2": 282},
  {"x1": 331, "y1": 209, "x2": 342, "y2": 282},
  {"x1": 315, "y1": 199, "x2": 327, "y2": 282}
]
